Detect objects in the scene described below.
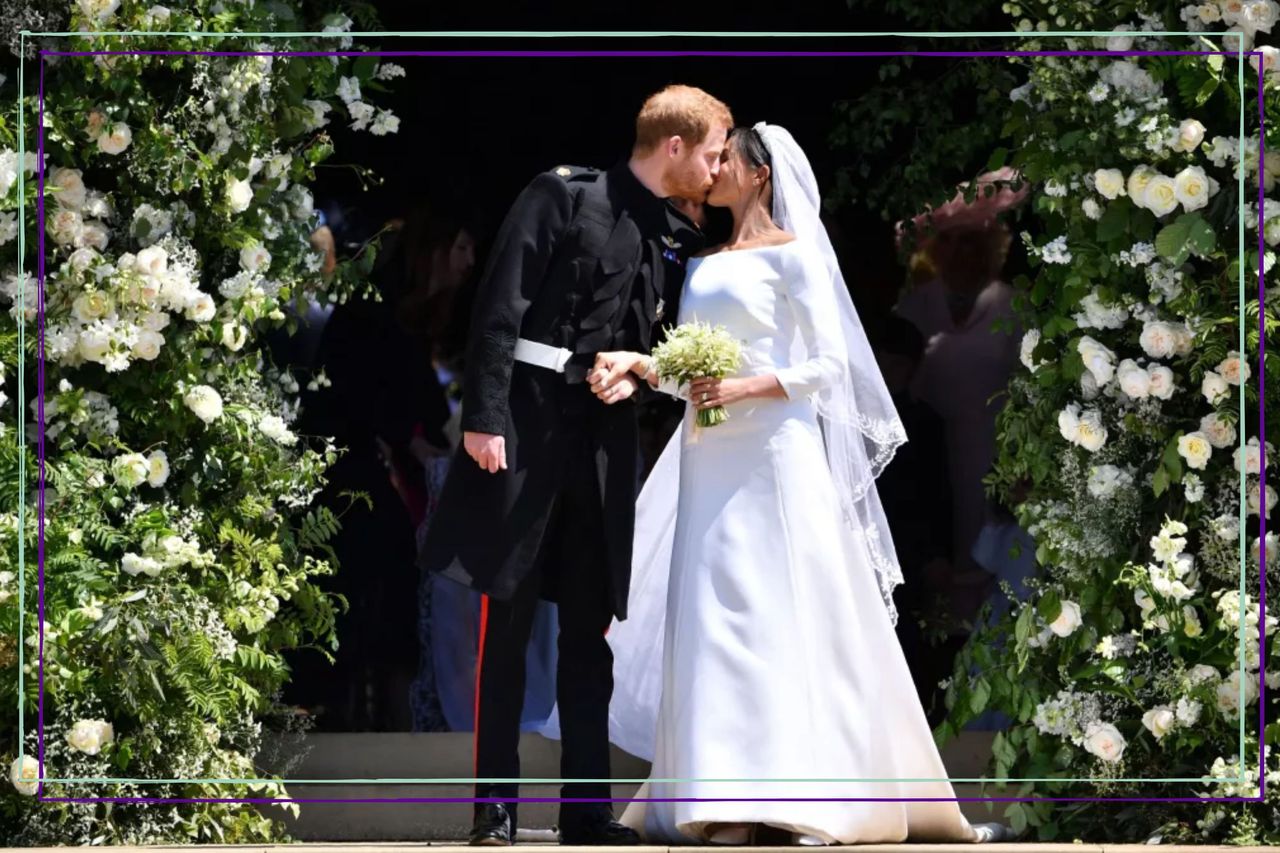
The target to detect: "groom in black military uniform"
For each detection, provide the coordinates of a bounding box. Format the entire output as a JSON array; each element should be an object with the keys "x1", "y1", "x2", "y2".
[{"x1": 418, "y1": 85, "x2": 732, "y2": 846}]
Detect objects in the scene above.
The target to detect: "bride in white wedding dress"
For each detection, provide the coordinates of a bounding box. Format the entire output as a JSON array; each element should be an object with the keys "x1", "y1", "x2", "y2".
[{"x1": 542, "y1": 123, "x2": 1007, "y2": 846}]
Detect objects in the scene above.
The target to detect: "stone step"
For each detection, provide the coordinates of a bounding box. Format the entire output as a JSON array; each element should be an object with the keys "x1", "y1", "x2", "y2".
[{"x1": 254, "y1": 732, "x2": 1002, "y2": 841}]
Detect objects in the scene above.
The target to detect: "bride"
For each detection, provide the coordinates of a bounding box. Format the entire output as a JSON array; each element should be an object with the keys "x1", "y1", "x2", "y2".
[{"x1": 543, "y1": 123, "x2": 1008, "y2": 846}]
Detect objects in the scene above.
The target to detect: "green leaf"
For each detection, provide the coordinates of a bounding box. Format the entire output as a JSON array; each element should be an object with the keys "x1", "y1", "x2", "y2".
[
  {"x1": 1038, "y1": 589, "x2": 1062, "y2": 623},
  {"x1": 985, "y1": 147, "x2": 1009, "y2": 172},
  {"x1": 1155, "y1": 213, "x2": 1216, "y2": 266},
  {"x1": 1005, "y1": 803, "x2": 1029, "y2": 836},
  {"x1": 1153, "y1": 465, "x2": 1170, "y2": 497},
  {"x1": 1096, "y1": 198, "x2": 1131, "y2": 243},
  {"x1": 353, "y1": 54, "x2": 379, "y2": 83},
  {"x1": 969, "y1": 678, "x2": 992, "y2": 715}
]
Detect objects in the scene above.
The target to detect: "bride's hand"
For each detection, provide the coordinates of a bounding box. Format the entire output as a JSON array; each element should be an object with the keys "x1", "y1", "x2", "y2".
[
  {"x1": 689, "y1": 376, "x2": 782, "y2": 410},
  {"x1": 590, "y1": 351, "x2": 650, "y2": 392}
]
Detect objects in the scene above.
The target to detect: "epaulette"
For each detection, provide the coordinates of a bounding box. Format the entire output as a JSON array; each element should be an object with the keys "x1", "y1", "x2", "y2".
[{"x1": 550, "y1": 164, "x2": 601, "y2": 183}]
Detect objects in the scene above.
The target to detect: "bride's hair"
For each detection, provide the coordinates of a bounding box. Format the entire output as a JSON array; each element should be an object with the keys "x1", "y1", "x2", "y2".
[{"x1": 728, "y1": 126, "x2": 774, "y2": 209}]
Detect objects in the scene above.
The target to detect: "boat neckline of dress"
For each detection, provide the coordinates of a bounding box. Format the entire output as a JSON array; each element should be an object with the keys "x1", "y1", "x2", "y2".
[{"x1": 690, "y1": 237, "x2": 799, "y2": 260}]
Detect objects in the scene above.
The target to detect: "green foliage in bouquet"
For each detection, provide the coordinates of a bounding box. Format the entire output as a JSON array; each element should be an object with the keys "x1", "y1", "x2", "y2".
[{"x1": 651, "y1": 319, "x2": 744, "y2": 428}]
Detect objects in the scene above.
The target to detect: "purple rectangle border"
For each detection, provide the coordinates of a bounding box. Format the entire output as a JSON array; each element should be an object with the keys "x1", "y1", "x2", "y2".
[{"x1": 24, "y1": 45, "x2": 1269, "y2": 809}]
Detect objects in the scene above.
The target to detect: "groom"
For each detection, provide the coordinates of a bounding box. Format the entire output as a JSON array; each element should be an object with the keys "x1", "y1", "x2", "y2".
[{"x1": 418, "y1": 85, "x2": 732, "y2": 846}]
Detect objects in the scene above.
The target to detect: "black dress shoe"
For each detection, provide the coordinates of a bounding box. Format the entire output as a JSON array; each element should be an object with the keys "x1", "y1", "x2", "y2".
[
  {"x1": 469, "y1": 803, "x2": 514, "y2": 846},
  {"x1": 557, "y1": 813, "x2": 641, "y2": 846}
]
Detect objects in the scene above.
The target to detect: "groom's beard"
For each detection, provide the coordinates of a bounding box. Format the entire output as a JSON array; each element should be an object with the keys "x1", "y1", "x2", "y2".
[{"x1": 666, "y1": 161, "x2": 712, "y2": 203}]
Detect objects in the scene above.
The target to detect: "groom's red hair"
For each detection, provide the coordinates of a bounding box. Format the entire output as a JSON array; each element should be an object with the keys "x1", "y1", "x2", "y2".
[{"x1": 633, "y1": 85, "x2": 734, "y2": 154}]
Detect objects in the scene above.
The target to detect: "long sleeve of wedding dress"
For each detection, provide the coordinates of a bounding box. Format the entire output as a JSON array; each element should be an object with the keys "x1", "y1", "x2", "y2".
[{"x1": 773, "y1": 240, "x2": 847, "y2": 399}]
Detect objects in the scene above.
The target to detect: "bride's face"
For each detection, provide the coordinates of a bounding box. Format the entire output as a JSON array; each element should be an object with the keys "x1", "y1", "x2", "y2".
[{"x1": 705, "y1": 135, "x2": 768, "y2": 209}]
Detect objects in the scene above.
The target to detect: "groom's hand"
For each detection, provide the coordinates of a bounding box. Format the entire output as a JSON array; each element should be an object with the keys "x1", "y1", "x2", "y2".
[
  {"x1": 463, "y1": 431, "x2": 507, "y2": 474},
  {"x1": 591, "y1": 351, "x2": 648, "y2": 390}
]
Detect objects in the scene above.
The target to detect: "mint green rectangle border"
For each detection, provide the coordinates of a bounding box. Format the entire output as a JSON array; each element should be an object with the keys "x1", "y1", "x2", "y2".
[{"x1": 12, "y1": 28, "x2": 1255, "y2": 790}]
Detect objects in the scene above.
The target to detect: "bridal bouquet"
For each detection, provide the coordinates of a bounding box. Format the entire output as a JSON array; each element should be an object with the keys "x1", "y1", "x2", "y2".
[{"x1": 650, "y1": 320, "x2": 743, "y2": 428}]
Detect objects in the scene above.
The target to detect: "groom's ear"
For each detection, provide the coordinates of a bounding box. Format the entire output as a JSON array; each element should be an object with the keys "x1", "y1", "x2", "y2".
[{"x1": 666, "y1": 135, "x2": 683, "y2": 158}]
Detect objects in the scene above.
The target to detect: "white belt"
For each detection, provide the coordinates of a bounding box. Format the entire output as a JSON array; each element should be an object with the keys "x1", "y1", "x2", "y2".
[{"x1": 513, "y1": 338, "x2": 573, "y2": 373}]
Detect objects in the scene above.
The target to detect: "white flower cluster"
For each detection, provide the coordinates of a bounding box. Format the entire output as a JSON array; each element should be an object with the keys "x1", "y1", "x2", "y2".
[
  {"x1": 1094, "y1": 632, "x2": 1139, "y2": 659},
  {"x1": 334, "y1": 70, "x2": 400, "y2": 136},
  {"x1": 1093, "y1": 164, "x2": 1217, "y2": 217},
  {"x1": 1212, "y1": 589, "x2": 1277, "y2": 678},
  {"x1": 1179, "y1": 0, "x2": 1280, "y2": 51},
  {"x1": 120, "y1": 530, "x2": 213, "y2": 579},
  {"x1": 1033, "y1": 689, "x2": 1127, "y2": 763}
]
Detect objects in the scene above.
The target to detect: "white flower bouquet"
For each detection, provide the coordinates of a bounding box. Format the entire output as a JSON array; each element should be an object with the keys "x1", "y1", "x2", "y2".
[{"x1": 650, "y1": 320, "x2": 743, "y2": 428}]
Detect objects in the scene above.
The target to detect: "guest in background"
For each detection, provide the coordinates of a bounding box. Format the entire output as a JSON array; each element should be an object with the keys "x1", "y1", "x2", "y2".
[{"x1": 893, "y1": 167, "x2": 1028, "y2": 629}]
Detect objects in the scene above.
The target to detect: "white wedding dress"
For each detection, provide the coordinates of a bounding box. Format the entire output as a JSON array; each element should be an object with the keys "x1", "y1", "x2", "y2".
[{"x1": 617, "y1": 239, "x2": 977, "y2": 845}]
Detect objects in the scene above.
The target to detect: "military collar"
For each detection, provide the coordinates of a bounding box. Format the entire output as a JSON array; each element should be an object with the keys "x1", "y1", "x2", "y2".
[{"x1": 606, "y1": 159, "x2": 668, "y2": 224}]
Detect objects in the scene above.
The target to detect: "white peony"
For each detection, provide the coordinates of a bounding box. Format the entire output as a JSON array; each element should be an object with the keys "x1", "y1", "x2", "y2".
[
  {"x1": 1077, "y1": 336, "x2": 1116, "y2": 385},
  {"x1": 1076, "y1": 409, "x2": 1108, "y2": 452},
  {"x1": 221, "y1": 322, "x2": 248, "y2": 352},
  {"x1": 1142, "y1": 174, "x2": 1179, "y2": 217},
  {"x1": 111, "y1": 452, "x2": 149, "y2": 488},
  {"x1": 1201, "y1": 371, "x2": 1230, "y2": 405},
  {"x1": 1147, "y1": 364, "x2": 1176, "y2": 400},
  {"x1": 1234, "y1": 437, "x2": 1264, "y2": 474},
  {"x1": 259, "y1": 414, "x2": 298, "y2": 446},
  {"x1": 1142, "y1": 706, "x2": 1177, "y2": 740},
  {"x1": 131, "y1": 329, "x2": 164, "y2": 361},
  {"x1": 1083, "y1": 722, "x2": 1126, "y2": 763},
  {"x1": 1175, "y1": 119, "x2": 1207, "y2": 153},
  {"x1": 1173, "y1": 166, "x2": 1210, "y2": 212},
  {"x1": 185, "y1": 292, "x2": 216, "y2": 323},
  {"x1": 239, "y1": 243, "x2": 272, "y2": 273},
  {"x1": 65, "y1": 719, "x2": 114, "y2": 755},
  {"x1": 146, "y1": 449, "x2": 169, "y2": 487},
  {"x1": 96, "y1": 122, "x2": 132, "y2": 156},
  {"x1": 1216, "y1": 351, "x2": 1251, "y2": 385},
  {"x1": 1139, "y1": 321, "x2": 1180, "y2": 359},
  {"x1": 9, "y1": 756, "x2": 39, "y2": 796},
  {"x1": 1020, "y1": 329, "x2": 1044, "y2": 372},
  {"x1": 1177, "y1": 431, "x2": 1213, "y2": 470},
  {"x1": 1116, "y1": 359, "x2": 1151, "y2": 399},
  {"x1": 1049, "y1": 600, "x2": 1083, "y2": 637},
  {"x1": 183, "y1": 385, "x2": 224, "y2": 424},
  {"x1": 1200, "y1": 413, "x2": 1237, "y2": 448},
  {"x1": 71, "y1": 290, "x2": 114, "y2": 323},
  {"x1": 50, "y1": 167, "x2": 87, "y2": 209},
  {"x1": 226, "y1": 177, "x2": 253, "y2": 213},
  {"x1": 135, "y1": 245, "x2": 168, "y2": 277},
  {"x1": 1094, "y1": 168, "x2": 1127, "y2": 199}
]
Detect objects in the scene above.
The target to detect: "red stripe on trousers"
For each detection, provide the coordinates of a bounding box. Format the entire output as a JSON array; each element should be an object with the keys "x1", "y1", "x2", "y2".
[{"x1": 474, "y1": 594, "x2": 490, "y2": 778}]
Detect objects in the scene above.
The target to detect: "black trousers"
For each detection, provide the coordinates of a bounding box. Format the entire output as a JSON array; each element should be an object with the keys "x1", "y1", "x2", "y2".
[{"x1": 473, "y1": 435, "x2": 616, "y2": 829}]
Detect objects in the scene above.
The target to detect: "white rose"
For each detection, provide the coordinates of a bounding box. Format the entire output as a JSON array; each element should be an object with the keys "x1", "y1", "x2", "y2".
[
  {"x1": 1202, "y1": 371, "x2": 1230, "y2": 405},
  {"x1": 226, "y1": 177, "x2": 253, "y2": 213},
  {"x1": 1049, "y1": 600, "x2": 1083, "y2": 637},
  {"x1": 1142, "y1": 174, "x2": 1179, "y2": 217},
  {"x1": 111, "y1": 452, "x2": 149, "y2": 488},
  {"x1": 1083, "y1": 722, "x2": 1127, "y2": 763},
  {"x1": 65, "y1": 719, "x2": 114, "y2": 755},
  {"x1": 185, "y1": 292, "x2": 216, "y2": 323},
  {"x1": 1216, "y1": 352, "x2": 1251, "y2": 385},
  {"x1": 1142, "y1": 706, "x2": 1177, "y2": 740},
  {"x1": 1094, "y1": 168, "x2": 1127, "y2": 199},
  {"x1": 97, "y1": 122, "x2": 132, "y2": 156},
  {"x1": 135, "y1": 245, "x2": 168, "y2": 277},
  {"x1": 1252, "y1": 44, "x2": 1280, "y2": 76},
  {"x1": 131, "y1": 329, "x2": 164, "y2": 361},
  {"x1": 1245, "y1": 0, "x2": 1280, "y2": 32},
  {"x1": 1200, "y1": 413, "x2": 1237, "y2": 448},
  {"x1": 1116, "y1": 359, "x2": 1151, "y2": 399},
  {"x1": 1174, "y1": 166, "x2": 1210, "y2": 212},
  {"x1": 71, "y1": 290, "x2": 113, "y2": 323},
  {"x1": 9, "y1": 756, "x2": 39, "y2": 796},
  {"x1": 221, "y1": 322, "x2": 248, "y2": 352},
  {"x1": 76, "y1": 220, "x2": 110, "y2": 251},
  {"x1": 146, "y1": 449, "x2": 169, "y2": 487},
  {"x1": 50, "y1": 167, "x2": 87, "y2": 210},
  {"x1": 1147, "y1": 365, "x2": 1176, "y2": 400},
  {"x1": 1076, "y1": 409, "x2": 1108, "y2": 452},
  {"x1": 183, "y1": 385, "x2": 224, "y2": 424},
  {"x1": 1177, "y1": 431, "x2": 1213, "y2": 470},
  {"x1": 1139, "y1": 321, "x2": 1179, "y2": 359},
  {"x1": 239, "y1": 243, "x2": 272, "y2": 273},
  {"x1": 1175, "y1": 119, "x2": 1207, "y2": 153},
  {"x1": 1127, "y1": 165, "x2": 1159, "y2": 207}
]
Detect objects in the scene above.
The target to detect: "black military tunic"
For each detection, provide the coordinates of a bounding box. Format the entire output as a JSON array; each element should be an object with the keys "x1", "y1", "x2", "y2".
[{"x1": 418, "y1": 160, "x2": 702, "y2": 620}]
